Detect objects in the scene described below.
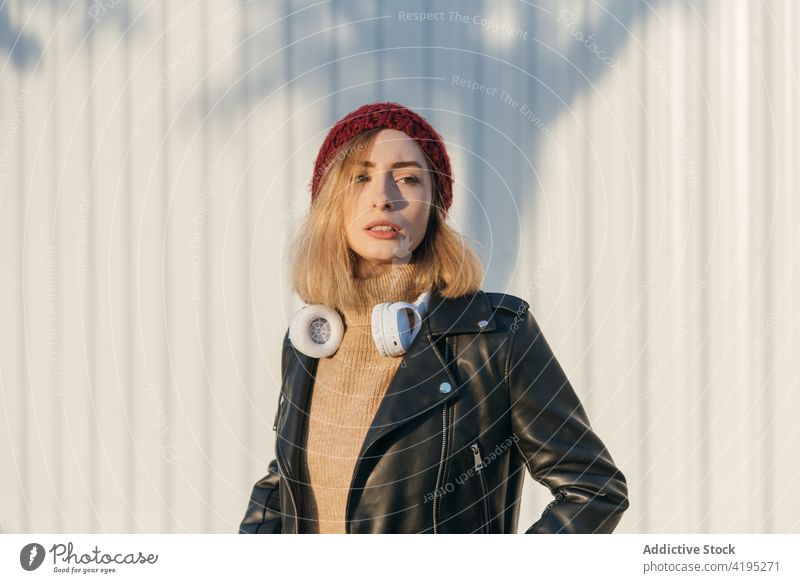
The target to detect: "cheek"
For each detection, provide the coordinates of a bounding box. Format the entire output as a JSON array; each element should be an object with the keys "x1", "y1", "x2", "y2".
[
  {"x1": 408, "y1": 202, "x2": 431, "y2": 240},
  {"x1": 342, "y1": 201, "x2": 358, "y2": 233},
  {"x1": 344, "y1": 220, "x2": 360, "y2": 248},
  {"x1": 342, "y1": 203, "x2": 367, "y2": 249}
]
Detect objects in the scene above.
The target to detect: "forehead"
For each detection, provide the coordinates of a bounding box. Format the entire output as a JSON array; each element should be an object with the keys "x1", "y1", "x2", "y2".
[{"x1": 365, "y1": 129, "x2": 426, "y2": 164}]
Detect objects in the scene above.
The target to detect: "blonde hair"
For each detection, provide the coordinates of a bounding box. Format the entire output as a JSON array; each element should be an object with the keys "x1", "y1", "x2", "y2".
[{"x1": 290, "y1": 128, "x2": 484, "y2": 308}]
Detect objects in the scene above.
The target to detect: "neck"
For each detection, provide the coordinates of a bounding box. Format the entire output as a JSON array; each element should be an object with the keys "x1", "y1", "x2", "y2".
[
  {"x1": 339, "y1": 262, "x2": 425, "y2": 326},
  {"x1": 353, "y1": 259, "x2": 398, "y2": 279}
]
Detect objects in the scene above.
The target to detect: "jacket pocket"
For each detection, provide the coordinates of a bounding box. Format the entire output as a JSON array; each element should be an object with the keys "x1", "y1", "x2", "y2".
[{"x1": 470, "y1": 442, "x2": 491, "y2": 534}]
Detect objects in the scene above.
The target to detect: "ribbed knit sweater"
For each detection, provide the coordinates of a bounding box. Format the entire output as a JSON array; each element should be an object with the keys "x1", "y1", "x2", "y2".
[{"x1": 296, "y1": 262, "x2": 426, "y2": 534}]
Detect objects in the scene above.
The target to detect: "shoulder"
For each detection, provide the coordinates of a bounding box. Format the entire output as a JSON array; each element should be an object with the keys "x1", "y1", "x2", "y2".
[
  {"x1": 427, "y1": 288, "x2": 530, "y2": 336},
  {"x1": 483, "y1": 291, "x2": 530, "y2": 316},
  {"x1": 476, "y1": 290, "x2": 533, "y2": 336}
]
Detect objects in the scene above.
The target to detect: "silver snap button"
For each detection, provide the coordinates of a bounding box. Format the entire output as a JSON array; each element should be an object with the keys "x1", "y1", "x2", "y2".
[
  {"x1": 439, "y1": 381, "x2": 452, "y2": 394},
  {"x1": 477, "y1": 319, "x2": 488, "y2": 328}
]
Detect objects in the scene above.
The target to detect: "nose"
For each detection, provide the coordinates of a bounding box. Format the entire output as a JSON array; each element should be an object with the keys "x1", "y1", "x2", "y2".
[{"x1": 368, "y1": 171, "x2": 397, "y2": 210}]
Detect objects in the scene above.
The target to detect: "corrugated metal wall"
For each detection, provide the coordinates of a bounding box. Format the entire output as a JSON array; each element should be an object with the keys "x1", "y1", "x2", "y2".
[{"x1": 1, "y1": 0, "x2": 797, "y2": 533}]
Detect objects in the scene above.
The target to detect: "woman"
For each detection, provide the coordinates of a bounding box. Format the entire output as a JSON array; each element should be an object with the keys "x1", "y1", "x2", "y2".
[{"x1": 239, "y1": 102, "x2": 629, "y2": 534}]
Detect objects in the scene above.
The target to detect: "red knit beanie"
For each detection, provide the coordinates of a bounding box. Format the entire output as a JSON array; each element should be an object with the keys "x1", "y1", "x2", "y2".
[{"x1": 310, "y1": 101, "x2": 454, "y2": 214}]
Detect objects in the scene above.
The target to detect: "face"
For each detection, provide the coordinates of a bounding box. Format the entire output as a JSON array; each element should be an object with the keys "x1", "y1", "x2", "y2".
[{"x1": 342, "y1": 128, "x2": 433, "y2": 278}]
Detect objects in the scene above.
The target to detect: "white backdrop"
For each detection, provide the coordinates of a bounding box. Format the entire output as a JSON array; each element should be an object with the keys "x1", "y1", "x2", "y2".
[{"x1": 1, "y1": 0, "x2": 798, "y2": 533}]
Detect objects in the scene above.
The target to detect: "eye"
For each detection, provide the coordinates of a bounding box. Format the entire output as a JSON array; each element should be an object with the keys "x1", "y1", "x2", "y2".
[
  {"x1": 354, "y1": 174, "x2": 369, "y2": 183},
  {"x1": 398, "y1": 175, "x2": 420, "y2": 185}
]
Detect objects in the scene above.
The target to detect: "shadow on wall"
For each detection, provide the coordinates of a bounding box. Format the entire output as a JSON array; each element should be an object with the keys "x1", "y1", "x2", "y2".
[
  {"x1": 0, "y1": 4, "x2": 42, "y2": 68},
  {"x1": 206, "y1": 0, "x2": 668, "y2": 287},
  {"x1": 0, "y1": 0, "x2": 671, "y2": 286}
]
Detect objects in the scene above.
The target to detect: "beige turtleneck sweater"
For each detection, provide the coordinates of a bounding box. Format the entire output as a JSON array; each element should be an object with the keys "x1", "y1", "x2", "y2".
[{"x1": 296, "y1": 262, "x2": 426, "y2": 534}]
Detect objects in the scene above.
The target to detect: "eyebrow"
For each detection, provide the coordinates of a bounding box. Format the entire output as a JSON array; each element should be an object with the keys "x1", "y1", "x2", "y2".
[{"x1": 358, "y1": 160, "x2": 423, "y2": 170}]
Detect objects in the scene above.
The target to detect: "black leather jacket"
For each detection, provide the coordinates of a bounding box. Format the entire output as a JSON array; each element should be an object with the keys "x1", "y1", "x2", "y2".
[{"x1": 239, "y1": 288, "x2": 629, "y2": 534}]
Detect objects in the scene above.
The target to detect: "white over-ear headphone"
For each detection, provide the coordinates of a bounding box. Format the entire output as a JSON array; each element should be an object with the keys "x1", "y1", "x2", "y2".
[{"x1": 288, "y1": 290, "x2": 432, "y2": 359}]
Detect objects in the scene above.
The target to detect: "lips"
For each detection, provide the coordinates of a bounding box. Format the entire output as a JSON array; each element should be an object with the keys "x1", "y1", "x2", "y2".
[
  {"x1": 364, "y1": 220, "x2": 402, "y2": 232},
  {"x1": 363, "y1": 219, "x2": 402, "y2": 240}
]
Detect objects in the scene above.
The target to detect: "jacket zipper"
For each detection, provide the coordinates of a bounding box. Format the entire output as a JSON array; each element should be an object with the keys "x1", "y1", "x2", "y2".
[
  {"x1": 540, "y1": 488, "x2": 567, "y2": 523},
  {"x1": 471, "y1": 442, "x2": 491, "y2": 533},
  {"x1": 276, "y1": 456, "x2": 298, "y2": 533},
  {"x1": 272, "y1": 394, "x2": 297, "y2": 533},
  {"x1": 432, "y1": 403, "x2": 448, "y2": 534},
  {"x1": 569, "y1": 484, "x2": 608, "y2": 497},
  {"x1": 432, "y1": 337, "x2": 453, "y2": 534}
]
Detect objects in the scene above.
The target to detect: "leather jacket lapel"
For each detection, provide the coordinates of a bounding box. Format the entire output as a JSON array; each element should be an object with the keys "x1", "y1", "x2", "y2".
[
  {"x1": 356, "y1": 314, "x2": 457, "y2": 460},
  {"x1": 356, "y1": 288, "x2": 497, "y2": 458}
]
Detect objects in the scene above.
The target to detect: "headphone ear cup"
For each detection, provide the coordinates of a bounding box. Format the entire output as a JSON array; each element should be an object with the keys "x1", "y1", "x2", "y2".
[
  {"x1": 289, "y1": 304, "x2": 344, "y2": 358},
  {"x1": 371, "y1": 304, "x2": 391, "y2": 357},
  {"x1": 371, "y1": 302, "x2": 419, "y2": 358}
]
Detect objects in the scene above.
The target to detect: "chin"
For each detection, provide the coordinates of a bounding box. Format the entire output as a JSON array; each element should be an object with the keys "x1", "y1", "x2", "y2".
[
  {"x1": 352, "y1": 246, "x2": 399, "y2": 263},
  {"x1": 361, "y1": 251, "x2": 399, "y2": 263},
  {"x1": 354, "y1": 240, "x2": 394, "y2": 254}
]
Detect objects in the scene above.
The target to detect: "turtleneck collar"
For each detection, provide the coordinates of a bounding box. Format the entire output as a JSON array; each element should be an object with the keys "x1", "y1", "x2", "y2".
[{"x1": 338, "y1": 262, "x2": 427, "y2": 327}]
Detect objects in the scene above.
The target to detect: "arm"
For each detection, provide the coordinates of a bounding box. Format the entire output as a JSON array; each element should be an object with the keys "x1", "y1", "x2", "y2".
[
  {"x1": 507, "y1": 308, "x2": 629, "y2": 533},
  {"x1": 239, "y1": 329, "x2": 292, "y2": 534},
  {"x1": 239, "y1": 457, "x2": 284, "y2": 534}
]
